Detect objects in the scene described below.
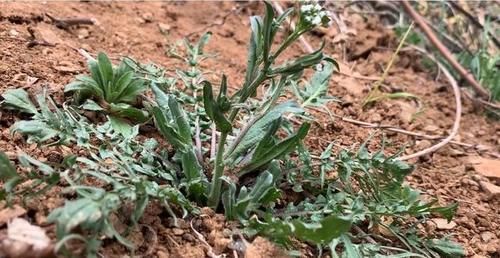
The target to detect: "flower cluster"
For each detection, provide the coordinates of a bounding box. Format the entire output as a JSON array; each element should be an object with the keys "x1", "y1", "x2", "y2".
[{"x1": 299, "y1": 1, "x2": 331, "y2": 28}]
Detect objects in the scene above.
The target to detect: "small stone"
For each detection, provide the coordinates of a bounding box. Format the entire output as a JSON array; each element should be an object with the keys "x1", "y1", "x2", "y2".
[
  {"x1": 481, "y1": 231, "x2": 496, "y2": 242},
  {"x1": 425, "y1": 220, "x2": 437, "y2": 234},
  {"x1": 77, "y1": 28, "x2": 89, "y2": 39},
  {"x1": 182, "y1": 233, "x2": 195, "y2": 242},
  {"x1": 9, "y1": 29, "x2": 19, "y2": 36},
  {"x1": 486, "y1": 242, "x2": 498, "y2": 253},
  {"x1": 158, "y1": 23, "x2": 171, "y2": 33},
  {"x1": 0, "y1": 205, "x2": 27, "y2": 226},
  {"x1": 53, "y1": 61, "x2": 81, "y2": 73},
  {"x1": 449, "y1": 148, "x2": 465, "y2": 156},
  {"x1": 395, "y1": 100, "x2": 417, "y2": 123},
  {"x1": 172, "y1": 228, "x2": 184, "y2": 236},
  {"x1": 370, "y1": 113, "x2": 382, "y2": 123},
  {"x1": 480, "y1": 181, "x2": 500, "y2": 199},
  {"x1": 135, "y1": 17, "x2": 145, "y2": 24},
  {"x1": 37, "y1": 24, "x2": 61, "y2": 44},
  {"x1": 142, "y1": 12, "x2": 153, "y2": 23},
  {"x1": 222, "y1": 228, "x2": 232, "y2": 237},
  {"x1": 423, "y1": 124, "x2": 440, "y2": 133},
  {"x1": 472, "y1": 174, "x2": 484, "y2": 182},
  {"x1": 157, "y1": 251, "x2": 169, "y2": 258},
  {"x1": 81, "y1": 43, "x2": 92, "y2": 51},
  {"x1": 416, "y1": 140, "x2": 432, "y2": 150},
  {"x1": 469, "y1": 157, "x2": 500, "y2": 182},
  {"x1": 431, "y1": 218, "x2": 457, "y2": 230},
  {"x1": 461, "y1": 178, "x2": 479, "y2": 187}
]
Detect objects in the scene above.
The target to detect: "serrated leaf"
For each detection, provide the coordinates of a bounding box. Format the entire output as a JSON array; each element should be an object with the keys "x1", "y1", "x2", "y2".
[
  {"x1": 109, "y1": 116, "x2": 134, "y2": 138},
  {"x1": 11, "y1": 120, "x2": 60, "y2": 143},
  {"x1": 301, "y1": 59, "x2": 337, "y2": 107},
  {"x1": 196, "y1": 31, "x2": 212, "y2": 55},
  {"x1": 238, "y1": 123, "x2": 310, "y2": 176},
  {"x1": 429, "y1": 202, "x2": 458, "y2": 222},
  {"x1": 427, "y1": 238, "x2": 464, "y2": 258},
  {"x1": 1, "y1": 89, "x2": 38, "y2": 114},
  {"x1": 81, "y1": 99, "x2": 104, "y2": 111},
  {"x1": 18, "y1": 153, "x2": 54, "y2": 175},
  {"x1": 227, "y1": 101, "x2": 303, "y2": 161},
  {"x1": 261, "y1": 1, "x2": 275, "y2": 62},
  {"x1": 167, "y1": 96, "x2": 191, "y2": 143},
  {"x1": 152, "y1": 83, "x2": 169, "y2": 108},
  {"x1": 152, "y1": 107, "x2": 186, "y2": 149},
  {"x1": 244, "y1": 16, "x2": 261, "y2": 87},
  {"x1": 202, "y1": 81, "x2": 232, "y2": 133},
  {"x1": 108, "y1": 103, "x2": 149, "y2": 123},
  {"x1": 270, "y1": 42, "x2": 325, "y2": 75},
  {"x1": 293, "y1": 215, "x2": 352, "y2": 244}
]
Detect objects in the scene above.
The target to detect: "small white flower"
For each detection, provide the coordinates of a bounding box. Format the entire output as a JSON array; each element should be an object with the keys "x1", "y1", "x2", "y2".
[
  {"x1": 312, "y1": 4, "x2": 322, "y2": 11},
  {"x1": 311, "y1": 16, "x2": 322, "y2": 25},
  {"x1": 301, "y1": 5, "x2": 313, "y2": 12}
]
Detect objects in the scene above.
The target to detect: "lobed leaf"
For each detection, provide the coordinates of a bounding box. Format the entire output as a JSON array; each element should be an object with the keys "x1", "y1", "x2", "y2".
[{"x1": 1, "y1": 89, "x2": 38, "y2": 114}]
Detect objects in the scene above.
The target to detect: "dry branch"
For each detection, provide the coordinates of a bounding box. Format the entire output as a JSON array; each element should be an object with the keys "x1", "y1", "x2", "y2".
[{"x1": 46, "y1": 13, "x2": 95, "y2": 30}]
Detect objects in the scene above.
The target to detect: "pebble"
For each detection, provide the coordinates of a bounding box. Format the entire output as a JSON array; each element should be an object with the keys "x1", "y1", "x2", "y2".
[
  {"x1": 469, "y1": 157, "x2": 500, "y2": 182},
  {"x1": 142, "y1": 12, "x2": 153, "y2": 23},
  {"x1": 370, "y1": 113, "x2": 382, "y2": 123},
  {"x1": 472, "y1": 174, "x2": 485, "y2": 182},
  {"x1": 480, "y1": 181, "x2": 500, "y2": 199},
  {"x1": 182, "y1": 233, "x2": 195, "y2": 242},
  {"x1": 158, "y1": 23, "x2": 171, "y2": 33},
  {"x1": 416, "y1": 140, "x2": 432, "y2": 150},
  {"x1": 77, "y1": 28, "x2": 89, "y2": 39},
  {"x1": 462, "y1": 178, "x2": 479, "y2": 187},
  {"x1": 157, "y1": 251, "x2": 169, "y2": 258},
  {"x1": 425, "y1": 220, "x2": 436, "y2": 234},
  {"x1": 423, "y1": 124, "x2": 440, "y2": 133},
  {"x1": 9, "y1": 29, "x2": 19, "y2": 37},
  {"x1": 481, "y1": 231, "x2": 496, "y2": 242},
  {"x1": 172, "y1": 228, "x2": 184, "y2": 236},
  {"x1": 431, "y1": 218, "x2": 457, "y2": 230}
]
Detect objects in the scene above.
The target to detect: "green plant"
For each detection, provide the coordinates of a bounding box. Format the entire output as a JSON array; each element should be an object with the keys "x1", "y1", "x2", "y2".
[
  {"x1": 456, "y1": 25, "x2": 500, "y2": 101},
  {"x1": 65, "y1": 52, "x2": 148, "y2": 122},
  {"x1": 0, "y1": 1, "x2": 464, "y2": 257}
]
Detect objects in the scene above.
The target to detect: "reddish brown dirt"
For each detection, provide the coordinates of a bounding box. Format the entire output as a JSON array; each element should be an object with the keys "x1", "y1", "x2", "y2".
[{"x1": 0, "y1": 2, "x2": 499, "y2": 258}]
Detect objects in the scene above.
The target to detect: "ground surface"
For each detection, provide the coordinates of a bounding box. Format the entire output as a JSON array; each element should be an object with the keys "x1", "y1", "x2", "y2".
[{"x1": 0, "y1": 2, "x2": 499, "y2": 258}]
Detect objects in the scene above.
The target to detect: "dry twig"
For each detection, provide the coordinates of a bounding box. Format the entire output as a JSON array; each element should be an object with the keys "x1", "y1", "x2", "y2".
[
  {"x1": 46, "y1": 13, "x2": 95, "y2": 30},
  {"x1": 328, "y1": 112, "x2": 497, "y2": 156}
]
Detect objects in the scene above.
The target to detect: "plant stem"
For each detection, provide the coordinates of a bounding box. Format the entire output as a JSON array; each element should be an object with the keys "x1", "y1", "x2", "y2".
[
  {"x1": 272, "y1": 30, "x2": 303, "y2": 60},
  {"x1": 207, "y1": 132, "x2": 228, "y2": 209},
  {"x1": 224, "y1": 112, "x2": 265, "y2": 158},
  {"x1": 363, "y1": 23, "x2": 414, "y2": 106}
]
